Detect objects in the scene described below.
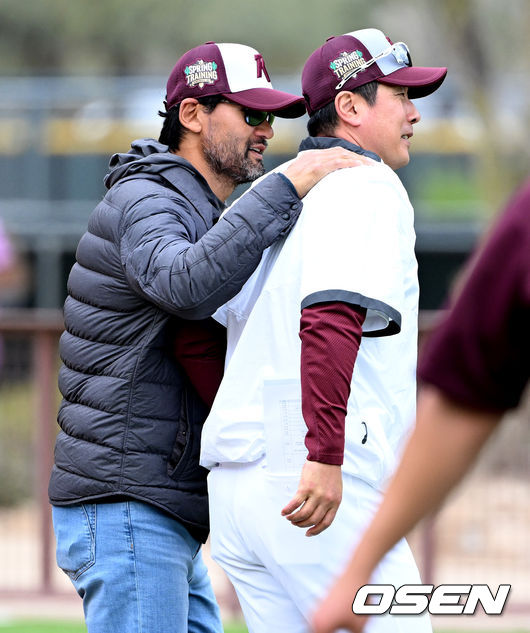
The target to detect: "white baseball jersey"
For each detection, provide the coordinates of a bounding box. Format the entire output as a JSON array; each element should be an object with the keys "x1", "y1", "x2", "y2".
[{"x1": 200, "y1": 154, "x2": 419, "y2": 491}]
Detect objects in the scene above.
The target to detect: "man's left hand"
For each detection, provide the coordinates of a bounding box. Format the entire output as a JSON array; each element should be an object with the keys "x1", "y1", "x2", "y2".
[{"x1": 281, "y1": 460, "x2": 342, "y2": 536}]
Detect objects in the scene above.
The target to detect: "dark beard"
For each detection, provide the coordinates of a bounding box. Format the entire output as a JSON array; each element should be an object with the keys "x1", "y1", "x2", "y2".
[{"x1": 203, "y1": 136, "x2": 266, "y2": 185}]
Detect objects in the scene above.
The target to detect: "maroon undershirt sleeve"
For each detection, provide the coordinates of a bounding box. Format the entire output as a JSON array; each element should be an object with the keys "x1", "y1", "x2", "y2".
[
  {"x1": 173, "y1": 318, "x2": 227, "y2": 409},
  {"x1": 300, "y1": 301, "x2": 366, "y2": 465}
]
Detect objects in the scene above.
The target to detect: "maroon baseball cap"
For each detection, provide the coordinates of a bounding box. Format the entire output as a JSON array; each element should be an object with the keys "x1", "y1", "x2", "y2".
[
  {"x1": 165, "y1": 41, "x2": 306, "y2": 118},
  {"x1": 302, "y1": 28, "x2": 447, "y2": 115}
]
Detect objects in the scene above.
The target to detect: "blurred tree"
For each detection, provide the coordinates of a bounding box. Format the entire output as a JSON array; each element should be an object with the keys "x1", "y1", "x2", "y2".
[
  {"x1": 420, "y1": 0, "x2": 530, "y2": 212},
  {"x1": 0, "y1": 0, "x2": 374, "y2": 76}
]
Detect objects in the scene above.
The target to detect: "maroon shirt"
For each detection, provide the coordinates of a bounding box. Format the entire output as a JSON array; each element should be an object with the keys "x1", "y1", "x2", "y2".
[
  {"x1": 418, "y1": 180, "x2": 530, "y2": 413},
  {"x1": 173, "y1": 318, "x2": 226, "y2": 408}
]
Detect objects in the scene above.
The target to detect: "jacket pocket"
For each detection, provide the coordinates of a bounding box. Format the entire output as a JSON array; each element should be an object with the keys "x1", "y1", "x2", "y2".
[
  {"x1": 52, "y1": 504, "x2": 96, "y2": 580},
  {"x1": 167, "y1": 387, "x2": 208, "y2": 482},
  {"x1": 167, "y1": 391, "x2": 191, "y2": 477}
]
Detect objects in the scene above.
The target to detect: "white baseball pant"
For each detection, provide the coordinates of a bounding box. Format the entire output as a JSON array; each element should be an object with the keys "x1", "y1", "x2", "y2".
[{"x1": 208, "y1": 458, "x2": 431, "y2": 633}]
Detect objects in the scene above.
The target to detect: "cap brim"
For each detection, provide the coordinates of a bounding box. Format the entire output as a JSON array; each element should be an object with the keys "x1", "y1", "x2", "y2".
[
  {"x1": 378, "y1": 66, "x2": 447, "y2": 98},
  {"x1": 222, "y1": 88, "x2": 306, "y2": 118}
]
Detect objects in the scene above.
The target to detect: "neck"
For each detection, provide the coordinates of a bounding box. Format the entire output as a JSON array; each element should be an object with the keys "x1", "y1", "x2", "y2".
[
  {"x1": 331, "y1": 122, "x2": 364, "y2": 149},
  {"x1": 171, "y1": 145, "x2": 234, "y2": 202}
]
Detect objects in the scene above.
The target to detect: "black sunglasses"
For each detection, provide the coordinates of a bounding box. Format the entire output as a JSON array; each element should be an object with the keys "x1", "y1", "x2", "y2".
[
  {"x1": 243, "y1": 108, "x2": 275, "y2": 127},
  {"x1": 219, "y1": 99, "x2": 275, "y2": 127}
]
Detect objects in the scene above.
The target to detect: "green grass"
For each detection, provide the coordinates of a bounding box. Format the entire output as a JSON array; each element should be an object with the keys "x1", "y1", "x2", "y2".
[
  {"x1": 0, "y1": 620, "x2": 249, "y2": 633},
  {"x1": 0, "y1": 623, "x2": 85, "y2": 633}
]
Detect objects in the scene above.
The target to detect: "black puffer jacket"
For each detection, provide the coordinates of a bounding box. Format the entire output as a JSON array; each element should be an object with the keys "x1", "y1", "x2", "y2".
[{"x1": 49, "y1": 139, "x2": 302, "y2": 542}]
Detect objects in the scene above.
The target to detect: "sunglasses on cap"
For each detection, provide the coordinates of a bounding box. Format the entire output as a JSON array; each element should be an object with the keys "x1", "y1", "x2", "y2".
[
  {"x1": 219, "y1": 99, "x2": 275, "y2": 127},
  {"x1": 335, "y1": 41, "x2": 412, "y2": 90}
]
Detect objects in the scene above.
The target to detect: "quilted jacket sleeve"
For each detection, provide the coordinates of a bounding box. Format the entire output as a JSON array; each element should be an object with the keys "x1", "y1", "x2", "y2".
[{"x1": 120, "y1": 173, "x2": 302, "y2": 319}]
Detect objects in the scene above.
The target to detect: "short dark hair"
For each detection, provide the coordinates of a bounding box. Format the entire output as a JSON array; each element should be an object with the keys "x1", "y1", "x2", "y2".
[
  {"x1": 307, "y1": 81, "x2": 379, "y2": 137},
  {"x1": 158, "y1": 95, "x2": 223, "y2": 151}
]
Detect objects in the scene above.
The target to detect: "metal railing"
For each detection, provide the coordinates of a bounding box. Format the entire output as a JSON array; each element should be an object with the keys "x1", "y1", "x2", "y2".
[{"x1": 0, "y1": 308, "x2": 63, "y2": 596}]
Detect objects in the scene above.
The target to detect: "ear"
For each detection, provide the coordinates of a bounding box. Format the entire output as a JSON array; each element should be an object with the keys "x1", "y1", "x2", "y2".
[
  {"x1": 334, "y1": 91, "x2": 363, "y2": 128},
  {"x1": 178, "y1": 98, "x2": 204, "y2": 134}
]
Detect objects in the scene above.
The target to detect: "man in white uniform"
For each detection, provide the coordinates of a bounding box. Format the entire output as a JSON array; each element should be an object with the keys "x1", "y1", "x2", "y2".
[{"x1": 200, "y1": 28, "x2": 447, "y2": 633}]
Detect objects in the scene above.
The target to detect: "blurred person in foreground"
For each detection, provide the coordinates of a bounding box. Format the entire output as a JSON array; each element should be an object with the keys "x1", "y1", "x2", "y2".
[
  {"x1": 48, "y1": 41, "x2": 364, "y2": 633},
  {"x1": 311, "y1": 179, "x2": 530, "y2": 633},
  {"x1": 199, "y1": 28, "x2": 447, "y2": 633}
]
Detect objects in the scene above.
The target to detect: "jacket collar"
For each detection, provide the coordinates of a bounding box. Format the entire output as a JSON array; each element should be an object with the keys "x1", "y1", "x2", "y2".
[
  {"x1": 299, "y1": 136, "x2": 381, "y2": 162},
  {"x1": 106, "y1": 139, "x2": 226, "y2": 223},
  {"x1": 162, "y1": 160, "x2": 226, "y2": 223}
]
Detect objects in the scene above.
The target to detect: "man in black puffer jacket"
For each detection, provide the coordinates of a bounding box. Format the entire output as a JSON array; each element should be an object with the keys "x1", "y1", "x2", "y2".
[{"x1": 49, "y1": 41, "x2": 362, "y2": 633}]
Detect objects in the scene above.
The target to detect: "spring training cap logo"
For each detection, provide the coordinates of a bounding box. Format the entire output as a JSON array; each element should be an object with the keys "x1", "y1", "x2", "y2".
[
  {"x1": 184, "y1": 59, "x2": 219, "y2": 89},
  {"x1": 329, "y1": 50, "x2": 364, "y2": 82}
]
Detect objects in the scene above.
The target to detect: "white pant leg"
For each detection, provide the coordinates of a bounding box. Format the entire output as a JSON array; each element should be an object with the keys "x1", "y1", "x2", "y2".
[
  {"x1": 208, "y1": 461, "x2": 431, "y2": 633},
  {"x1": 208, "y1": 461, "x2": 307, "y2": 633}
]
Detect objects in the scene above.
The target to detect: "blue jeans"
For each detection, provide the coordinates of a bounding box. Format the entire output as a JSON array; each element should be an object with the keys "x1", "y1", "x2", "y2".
[{"x1": 52, "y1": 500, "x2": 223, "y2": 633}]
